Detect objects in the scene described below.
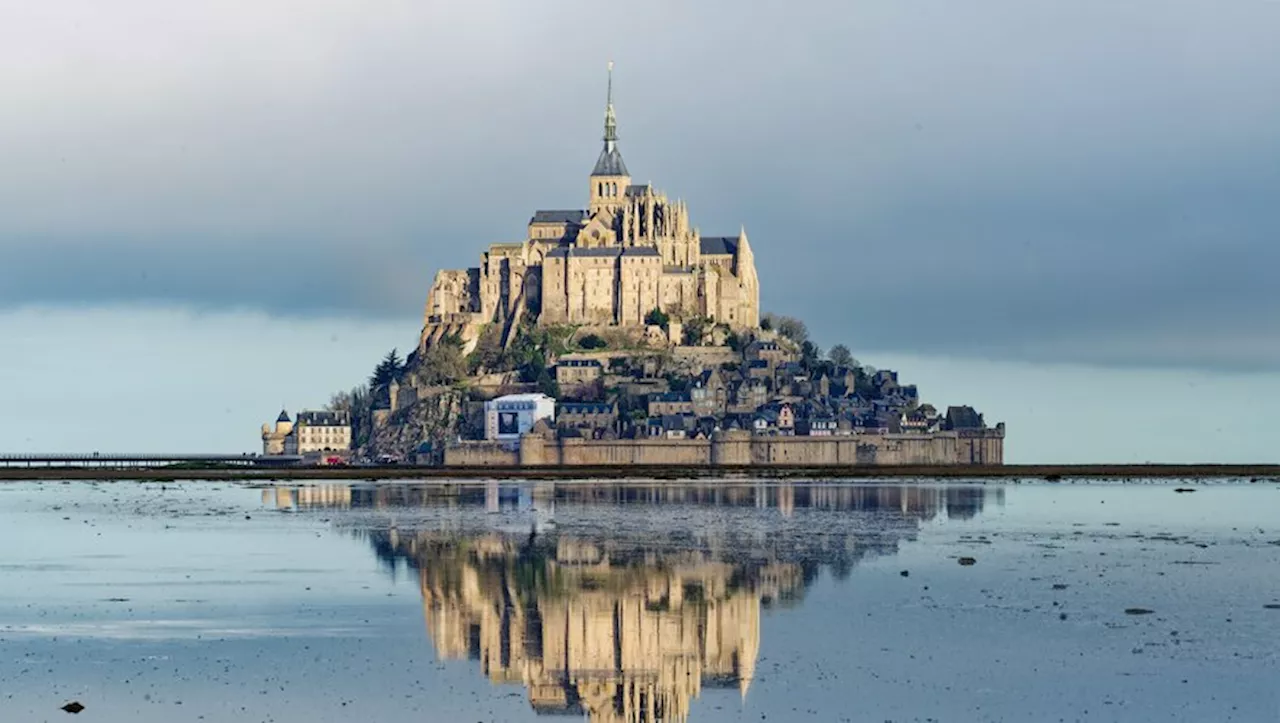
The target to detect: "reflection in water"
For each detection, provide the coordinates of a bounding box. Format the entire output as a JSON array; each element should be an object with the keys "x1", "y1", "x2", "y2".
[{"x1": 264, "y1": 483, "x2": 999, "y2": 722}]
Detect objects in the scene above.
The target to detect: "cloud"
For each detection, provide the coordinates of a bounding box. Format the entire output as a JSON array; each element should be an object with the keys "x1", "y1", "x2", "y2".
[{"x1": 2, "y1": 0, "x2": 1278, "y2": 368}]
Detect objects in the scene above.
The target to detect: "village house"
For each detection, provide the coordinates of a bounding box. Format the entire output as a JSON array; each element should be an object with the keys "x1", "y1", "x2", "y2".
[
  {"x1": 689, "y1": 369, "x2": 728, "y2": 418},
  {"x1": 758, "y1": 402, "x2": 795, "y2": 435},
  {"x1": 555, "y1": 359, "x2": 604, "y2": 390},
  {"x1": 556, "y1": 402, "x2": 619, "y2": 436},
  {"x1": 728, "y1": 377, "x2": 770, "y2": 414},
  {"x1": 797, "y1": 414, "x2": 837, "y2": 437},
  {"x1": 744, "y1": 339, "x2": 791, "y2": 370},
  {"x1": 745, "y1": 359, "x2": 771, "y2": 380},
  {"x1": 281, "y1": 411, "x2": 352, "y2": 457},
  {"x1": 647, "y1": 413, "x2": 696, "y2": 439},
  {"x1": 648, "y1": 391, "x2": 693, "y2": 417}
]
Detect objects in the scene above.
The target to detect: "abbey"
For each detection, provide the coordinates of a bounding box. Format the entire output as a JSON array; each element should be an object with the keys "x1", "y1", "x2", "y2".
[{"x1": 421, "y1": 66, "x2": 760, "y2": 349}]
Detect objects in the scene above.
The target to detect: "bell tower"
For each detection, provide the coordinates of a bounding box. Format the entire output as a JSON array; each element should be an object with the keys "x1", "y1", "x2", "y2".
[{"x1": 589, "y1": 61, "x2": 631, "y2": 216}]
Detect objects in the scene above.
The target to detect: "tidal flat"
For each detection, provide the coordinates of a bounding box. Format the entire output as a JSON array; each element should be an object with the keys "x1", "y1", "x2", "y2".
[{"x1": 1, "y1": 480, "x2": 1277, "y2": 722}]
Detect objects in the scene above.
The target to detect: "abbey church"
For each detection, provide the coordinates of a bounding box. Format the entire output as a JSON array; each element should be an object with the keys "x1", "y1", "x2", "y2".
[{"x1": 421, "y1": 66, "x2": 760, "y2": 349}]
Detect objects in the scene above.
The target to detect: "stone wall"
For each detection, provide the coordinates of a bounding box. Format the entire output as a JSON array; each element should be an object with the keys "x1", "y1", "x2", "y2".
[
  {"x1": 444, "y1": 441, "x2": 519, "y2": 466},
  {"x1": 445, "y1": 428, "x2": 1004, "y2": 467}
]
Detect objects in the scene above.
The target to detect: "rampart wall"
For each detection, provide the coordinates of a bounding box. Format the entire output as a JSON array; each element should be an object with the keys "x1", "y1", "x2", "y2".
[
  {"x1": 445, "y1": 442, "x2": 519, "y2": 467},
  {"x1": 444, "y1": 429, "x2": 1004, "y2": 467}
]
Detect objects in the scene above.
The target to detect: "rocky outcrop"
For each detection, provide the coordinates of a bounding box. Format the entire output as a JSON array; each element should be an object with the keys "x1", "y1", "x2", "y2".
[{"x1": 364, "y1": 387, "x2": 467, "y2": 462}]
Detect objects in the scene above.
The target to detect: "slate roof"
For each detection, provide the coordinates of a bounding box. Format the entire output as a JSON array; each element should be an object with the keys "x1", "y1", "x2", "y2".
[
  {"x1": 661, "y1": 413, "x2": 696, "y2": 430},
  {"x1": 626, "y1": 184, "x2": 649, "y2": 196},
  {"x1": 621, "y1": 246, "x2": 660, "y2": 257},
  {"x1": 570, "y1": 247, "x2": 622, "y2": 258},
  {"x1": 296, "y1": 411, "x2": 349, "y2": 427},
  {"x1": 276, "y1": 410, "x2": 291, "y2": 423},
  {"x1": 544, "y1": 246, "x2": 628, "y2": 259},
  {"x1": 531, "y1": 210, "x2": 586, "y2": 225},
  {"x1": 592, "y1": 146, "x2": 629, "y2": 176},
  {"x1": 558, "y1": 403, "x2": 615, "y2": 415},
  {"x1": 650, "y1": 391, "x2": 691, "y2": 403},
  {"x1": 945, "y1": 406, "x2": 985, "y2": 430},
  {"x1": 699, "y1": 236, "x2": 738, "y2": 256}
]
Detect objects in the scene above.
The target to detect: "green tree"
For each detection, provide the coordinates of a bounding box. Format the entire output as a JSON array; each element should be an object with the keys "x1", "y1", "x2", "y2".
[
  {"x1": 644, "y1": 307, "x2": 670, "y2": 330},
  {"x1": 535, "y1": 367, "x2": 560, "y2": 398},
  {"x1": 854, "y1": 367, "x2": 878, "y2": 398},
  {"x1": 578, "y1": 333, "x2": 607, "y2": 350},
  {"x1": 506, "y1": 327, "x2": 551, "y2": 383},
  {"x1": 800, "y1": 340, "x2": 822, "y2": 369},
  {"x1": 416, "y1": 336, "x2": 467, "y2": 385},
  {"x1": 327, "y1": 390, "x2": 353, "y2": 414},
  {"x1": 467, "y1": 325, "x2": 505, "y2": 375},
  {"x1": 327, "y1": 384, "x2": 373, "y2": 450},
  {"x1": 760, "y1": 315, "x2": 773, "y2": 331},
  {"x1": 370, "y1": 348, "x2": 404, "y2": 389},
  {"x1": 725, "y1": 330, "x2": 742, "y2": 352},
  {"x1": 682, "y1": 316, "x2": 711, "y2": 346},
  {"x1": 828, "y1": 344, "x2": 856, "y2": 369},
  {"x1": 776, "y1": 316, "x2": 809, "y2": 346}
]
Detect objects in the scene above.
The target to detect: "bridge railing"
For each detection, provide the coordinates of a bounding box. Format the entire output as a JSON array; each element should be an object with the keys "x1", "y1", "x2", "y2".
[{"x1": 0, "y1": 453, "x2": 303, "y2": 468}]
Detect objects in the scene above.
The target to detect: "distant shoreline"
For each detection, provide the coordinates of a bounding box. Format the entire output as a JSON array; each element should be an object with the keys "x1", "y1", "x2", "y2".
[{"x1": 1, "y1": 464, "x2": 1278, "y2": 483}]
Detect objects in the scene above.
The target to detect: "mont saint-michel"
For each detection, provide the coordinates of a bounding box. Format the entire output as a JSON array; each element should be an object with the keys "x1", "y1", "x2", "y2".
[
  {"x1": 422, "y1": 66, "x2": 759, "y2": 344},
  {"x1": 263, "y1": 67, "x2": 1004, "y2": 468}
]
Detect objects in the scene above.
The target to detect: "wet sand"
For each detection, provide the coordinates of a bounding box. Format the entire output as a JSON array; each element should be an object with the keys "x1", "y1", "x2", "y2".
[{"x1": 1, "y1": 479, "x2": 1277, "y2": 722}]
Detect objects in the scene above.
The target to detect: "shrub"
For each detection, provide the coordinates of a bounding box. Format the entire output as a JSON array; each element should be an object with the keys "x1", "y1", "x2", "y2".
[{"x1": 644, "y1": 307, "x2": 670, "y2": 330}]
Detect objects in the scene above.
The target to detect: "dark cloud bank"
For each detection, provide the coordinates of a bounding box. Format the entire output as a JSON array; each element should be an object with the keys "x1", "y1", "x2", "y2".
[{"x1": 3, "y1": 1, "x2": 1278, "y2": 371}]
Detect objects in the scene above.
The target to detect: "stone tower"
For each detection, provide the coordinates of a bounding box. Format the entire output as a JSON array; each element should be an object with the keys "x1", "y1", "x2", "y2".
[{"x1": 588, "y1": 61, "x2": 631, "y2": 216}]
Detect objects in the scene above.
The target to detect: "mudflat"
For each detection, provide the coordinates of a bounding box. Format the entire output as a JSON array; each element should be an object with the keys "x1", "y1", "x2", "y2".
[
  {"x1": 1, "y1": 462, "x2": 1279, "y2": 481},
  {"x1": 1, "y1": 479, "x2": 1277, "y2": 722}
]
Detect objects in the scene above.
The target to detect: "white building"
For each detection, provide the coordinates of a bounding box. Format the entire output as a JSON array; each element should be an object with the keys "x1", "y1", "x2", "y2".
[
  {"x1": 484, "y1": 393, "x2": 556, "y2": 442},
  {"x1": 283, "y1": 410, "x2": 352, "y2": 456}
]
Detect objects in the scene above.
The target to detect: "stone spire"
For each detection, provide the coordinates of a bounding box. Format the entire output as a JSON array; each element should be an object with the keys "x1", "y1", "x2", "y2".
[
  {"x1": 604, "y1": 60, "x2": 618, "y2": 150},
  {"x1": 592, "y1": 61, "x2": 629, "y2": 177}
]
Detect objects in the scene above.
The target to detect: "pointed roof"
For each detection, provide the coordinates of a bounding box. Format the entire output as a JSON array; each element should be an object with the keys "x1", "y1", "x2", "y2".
[
  {"x1": 591, "y1": 61, "x2": 629, "y2": 177},
  {"x1": 276, "y1": 410, "x2": 291, "y2": 423},
  {"x1": 592, "y1": 146, "x2": 629, "y2": 176}
]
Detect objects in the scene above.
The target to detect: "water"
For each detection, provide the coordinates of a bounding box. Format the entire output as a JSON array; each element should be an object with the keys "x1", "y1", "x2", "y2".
[{"x1": 1, "y1": 480, "x2": 1277, "y2": 722}]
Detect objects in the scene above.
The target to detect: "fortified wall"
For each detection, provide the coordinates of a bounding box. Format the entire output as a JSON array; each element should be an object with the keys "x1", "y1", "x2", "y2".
[{"x1": 443, "y1": 427, "x2": 1005, "y2": 467}]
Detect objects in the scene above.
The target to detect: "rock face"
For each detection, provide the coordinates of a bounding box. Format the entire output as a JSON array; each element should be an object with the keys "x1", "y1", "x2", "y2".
[{"x1": 364, "y1": 388, "x2": 467, "y2": 462}]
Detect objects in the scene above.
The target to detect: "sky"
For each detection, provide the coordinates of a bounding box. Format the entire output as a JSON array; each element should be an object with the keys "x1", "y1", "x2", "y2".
[{"x1": 2, "y1": 0, "x2": 1278, "y2": 461}]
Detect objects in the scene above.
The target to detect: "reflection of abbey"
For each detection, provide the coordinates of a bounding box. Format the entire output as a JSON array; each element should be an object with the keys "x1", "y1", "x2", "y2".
[
  {"x1": 421, "y1": 64, "x2": 759, "y2": 350},
  {"x1": 411, "y1": 534, "x2": 772, "y2": 723},
  {"x1": 263, "y1": 481, "x2": 999, "y2": 722}
]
